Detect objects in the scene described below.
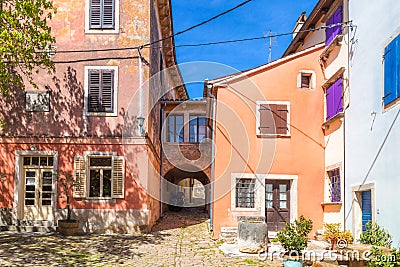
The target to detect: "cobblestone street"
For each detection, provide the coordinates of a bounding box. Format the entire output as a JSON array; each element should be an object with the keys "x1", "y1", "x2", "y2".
[{"x1": 0, "y1": 208, "x2": 281, "y2": 266}]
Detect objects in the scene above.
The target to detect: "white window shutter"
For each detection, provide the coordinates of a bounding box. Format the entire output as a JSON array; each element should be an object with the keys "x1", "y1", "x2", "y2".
[
  {"x1": 112, "y1": 156, "x2": 125, "y2": 198},
  {"x1": 73, "y1": 156, "x2": 86, "y2": 198}
]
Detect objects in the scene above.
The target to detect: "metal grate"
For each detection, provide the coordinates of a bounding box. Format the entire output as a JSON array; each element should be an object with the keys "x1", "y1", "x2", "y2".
[
  {"x1": 236, "y1": 178, "x2": 255, "y2": 208},
  {"x1": 328, "y1": 168, "x2": 341, "y2": 202}
]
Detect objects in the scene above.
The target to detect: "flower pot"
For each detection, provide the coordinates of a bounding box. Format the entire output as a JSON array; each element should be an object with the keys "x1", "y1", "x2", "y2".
[
  {"x1": 58, "y1": 220, "x2": 79, "y2": 235},
  {"x1": 283, "y1": 257, "x2": 303, "y2": 267}
]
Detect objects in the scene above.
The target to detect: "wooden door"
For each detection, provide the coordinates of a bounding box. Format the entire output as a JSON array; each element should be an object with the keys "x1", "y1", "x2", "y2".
[{"x1": 265, "y1": 180, "x2": 290, "y2": 231}]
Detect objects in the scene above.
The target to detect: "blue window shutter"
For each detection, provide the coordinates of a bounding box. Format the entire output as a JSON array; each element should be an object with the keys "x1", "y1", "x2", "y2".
[
  {"x1": 383, "y1": 35, "x2": 399, "y2": 106},
  {"x1": 361, "y1": 190, "x2": 372, "y2": 231}
]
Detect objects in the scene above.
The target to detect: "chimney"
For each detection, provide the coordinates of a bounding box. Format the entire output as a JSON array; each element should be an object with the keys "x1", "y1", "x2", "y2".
[{"x1": 292, "y1": 11, "x2": 307, "y2": 39}]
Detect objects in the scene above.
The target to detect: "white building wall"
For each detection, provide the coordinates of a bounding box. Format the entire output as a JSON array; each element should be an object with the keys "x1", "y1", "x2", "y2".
[{"x1": 347, "y1": 0, "x2": 400, "y2": 245}]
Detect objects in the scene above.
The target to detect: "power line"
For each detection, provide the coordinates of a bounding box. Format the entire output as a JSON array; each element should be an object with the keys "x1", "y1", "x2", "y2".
[
  {"x1": 54, "y1": 0, "x2": 255, "y2": 54},
  {"x1": 142, "y1": 0, "x2": 255, "y2": 48},
  {"x1": 51, "y1": 21, "x2": 353, "y2": 55}
]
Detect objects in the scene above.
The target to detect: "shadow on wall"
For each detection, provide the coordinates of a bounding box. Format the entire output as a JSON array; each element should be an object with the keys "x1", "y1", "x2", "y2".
[{"x1": 0, "y1": 66, "x2": 138, "y2": 137}]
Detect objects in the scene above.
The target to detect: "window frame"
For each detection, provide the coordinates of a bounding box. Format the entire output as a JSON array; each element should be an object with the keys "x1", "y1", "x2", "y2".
[
  {"x1": 84, "y1": 66, "x2": 118, "y2": 117},
  {"x1": 327, "y1": 168, "x2": 341, "y2": 203},
  {"x1": 166, "y1": 114, "x2": 184, "y2": 143},
  {"x1": 88, "y1": 156, "x2": 113, "y2": 199},
  {"x1": 85, "y1": 0, "x2": 119, "y2": 34},
  {"x1": 235, "y1": 178, "x2": 256, "y2": 209},
  {"x1": 256, "y1": 101, "x2": 291, "y2": 137},
  {"x1": 189, "y1": 115, "x2": 207, "y2": 143},
  {"x1": 297, "y1": 70, "x2": 316, "y2": 90}
]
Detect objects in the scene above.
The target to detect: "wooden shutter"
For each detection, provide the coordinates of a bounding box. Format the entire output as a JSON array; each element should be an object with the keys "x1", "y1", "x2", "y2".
[
  {"x1": 102, "y1": 0, "x2": 115, "y2": 29},
  {"x1": 88, "y1": 70, "x2": 101, "y2": 112},
  {"x1": 326, "y1": 83, "x2": 335, "y2": 120},
  {"x1": 334, "y1": 78, "x2": 343, "y2": 114},
  {"x1": 325, "y1": 6, "x2": 342, "y2": 45},
  {"x1": 383, "y1": 35, "x2": 399, "y2": 106},
  {"x1": 111, "y1": 156, "x2": 124, "y2": 198},
  {"x1": 101, "y1": 70, "x2": 114, "y2": 112},
  {"x1": 274, "y1": 104, "x2": 288, "y2": 135},
  {"x1": 73, "y1": 156, "x2": 86, "y2": 198},
  {"x1": 89, "y1": 0, "x2": 102, "y2": 29},
  {"x1": 259, "y1": 104, "x2": 274, "y2": 134}
]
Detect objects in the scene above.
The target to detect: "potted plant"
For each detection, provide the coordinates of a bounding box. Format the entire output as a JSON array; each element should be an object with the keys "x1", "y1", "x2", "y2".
[
  {"x1": 277, "y1": 215, "x2": 313, "y2": 267},
  {"x1": 323, "y1": 223, "x2": 353, "y2": 250},
  {"x1": 58, "y1": 173, "x2": 79, "y2": 235}
]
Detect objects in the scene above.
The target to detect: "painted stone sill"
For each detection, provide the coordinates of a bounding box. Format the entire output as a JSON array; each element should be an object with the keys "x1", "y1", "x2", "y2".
[
  {"x1": 320, "y1": 34, "x2": 343, "y2": 61},
  {"x1": 82, "y1": 198, "x2": 117, "y2": 204},
  {"x1": 256, "y1": 134, "x2": 291, "y2": 138},
  {"x1": 322, "y1": 112, "x2": 344, "y2": 129},
  {"x1": 85, "y1": 112, "x2": 118, "y2": 117},
  {"x1": 321, "y1": 201, "x2": 342, "y2": 206}
]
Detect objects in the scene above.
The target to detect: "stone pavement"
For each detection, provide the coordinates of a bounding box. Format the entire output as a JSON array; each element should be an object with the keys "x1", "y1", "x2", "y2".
[{"x1": 0, "y1": 208, "x2": 282, "y2": 266}]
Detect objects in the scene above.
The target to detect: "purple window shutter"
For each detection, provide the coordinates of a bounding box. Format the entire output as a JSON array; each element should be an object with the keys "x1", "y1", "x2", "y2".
[
  {"x1": 326, "y1": 84, "x2": 335, "y2": 120},
  {"x1": 326, "y1": 6, "x2": 343, "y2": 45},
  {"x1": 335, "y1": 78, "x2": 343, "y2": 114}
]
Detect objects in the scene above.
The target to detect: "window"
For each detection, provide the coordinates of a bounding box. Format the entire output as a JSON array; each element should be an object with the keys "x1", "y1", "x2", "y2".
[
  {"x1": 189, "y1": 115, "x2": 207, "y2": 142},
  {"x1": 84, "y1": 66, "x2": 118, "y2": 116},
  {"x1": 166, "y1": 114, "x2": 184, "y2": 142},
  {"x1": 257, "y1": 101, "x2": 290, "y2": 136},
  {"x1": 74, "y1": 153, "x2": 124, "y2": 199},
  {"x1": 297, "y1": 70, "x2": 316, "y2": 89},
  {"x1": 89, "y1": 0, "x2": 115, "y2": 29},
  {"x1": 235, "y1": 178, "x2": 255, "y2": 208},
  {"x1": 325, "y1": 78, "x2": 343, "y2": 120},
  {"x1": 25, "y1": 91, "x2": 50, "y2": 112},
  {"x1": 328, "y1": 168, "x2": 341, "y2": 202},
  {"x1": 326, "y1": 6, "x2": 342, "y2": 45},
  {"x1": 383, "y1": 33, "x2": 400, "y2": 107}
]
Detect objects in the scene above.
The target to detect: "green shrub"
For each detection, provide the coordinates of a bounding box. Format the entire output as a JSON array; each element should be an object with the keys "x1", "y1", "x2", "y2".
[
  {"x1": 359, "y1": 221, "x2": 392, "y2": 248},
  {"x1": 367, "y1": 246, "x2": 400, "y2": 267},
  {"x1": 277, "y1": 215, "x2": 313, "y2": 254}
]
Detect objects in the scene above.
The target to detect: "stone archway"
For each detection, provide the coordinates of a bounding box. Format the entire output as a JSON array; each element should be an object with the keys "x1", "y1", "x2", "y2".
[{"x1": 162, "y1": 166, "x2": 210, "y2": 213}]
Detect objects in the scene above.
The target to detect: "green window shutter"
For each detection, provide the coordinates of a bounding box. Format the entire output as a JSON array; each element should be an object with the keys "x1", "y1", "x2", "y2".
[
  {"x1": 73, "y1": 156, "x2": 86, "y2": 198},
  {"x1": 111, "y1": 156, "x2": 125, "y2": 198}
]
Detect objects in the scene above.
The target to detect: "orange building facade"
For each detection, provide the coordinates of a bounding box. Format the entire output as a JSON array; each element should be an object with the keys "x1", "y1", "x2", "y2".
[{"x1": 206, "y1": 44, "x2": 326, "y2": 238}]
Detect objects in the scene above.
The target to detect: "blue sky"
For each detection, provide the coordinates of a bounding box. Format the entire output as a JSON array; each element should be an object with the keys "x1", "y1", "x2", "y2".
[{"x1": 171, "y1": 0, "x2": 317, "y2": 98}]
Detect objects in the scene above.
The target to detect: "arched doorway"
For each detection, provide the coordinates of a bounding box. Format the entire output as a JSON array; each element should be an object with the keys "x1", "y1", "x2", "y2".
[{"x1": 162, "y1": 166, "x2": 210, "y2": 213}]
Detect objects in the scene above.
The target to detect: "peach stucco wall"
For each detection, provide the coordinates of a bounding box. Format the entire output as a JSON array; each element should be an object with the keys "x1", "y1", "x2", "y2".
[{"x1": 212, "y1": 46, "x2": 325, "y2": 237}]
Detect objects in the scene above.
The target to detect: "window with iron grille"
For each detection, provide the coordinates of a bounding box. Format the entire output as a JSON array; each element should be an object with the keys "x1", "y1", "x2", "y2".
[
  {"x1": 328, "y1": 168, "x2": 341, "y2": 202},
  {"x1": 85, "y1": 66, "x2": 118, "y2": 115},
  {"x1": 89, "y1": 0, "x2": 115, "y2": 29},
  {"x1": 235, "y1": 178, "x2": 255, "y2": 208}
]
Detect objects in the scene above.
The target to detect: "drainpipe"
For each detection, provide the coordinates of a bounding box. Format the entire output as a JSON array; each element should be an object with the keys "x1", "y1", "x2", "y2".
[
  {"x1": 137, "y1": 47, "x2": 145, "y2": 136},
  {"x1": 206, "y1": 81, "x2": 217, "y2": 232},
  {"x1": 160, "y1": 102, "x2": 166, "y2": 218}
]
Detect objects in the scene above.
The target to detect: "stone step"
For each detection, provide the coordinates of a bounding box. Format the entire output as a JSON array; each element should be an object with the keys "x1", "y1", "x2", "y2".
[
  {"x1": 1, "y1": 225, "x2": 57, "y2": 233},
  {"x1": 17, "y1": 220, "x2": 54, "y2": 227}
]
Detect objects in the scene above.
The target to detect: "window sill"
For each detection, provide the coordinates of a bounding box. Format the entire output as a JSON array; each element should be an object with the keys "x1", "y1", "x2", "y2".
[
  {"x1": 85, "y1": 29, "x2": 119, "y2": 34},
  {"x1": 383, "y1": 97, "x2": 400, "y2": 112},
  {"x1": 321, "y1": 201, "x2": 342, "y2": 206},
  {"x1": 83, "y1": 198, "x2": 117, "y2": 203},
  {"x1": 232, "y1": 207, "x2": 258, "y2": 212},
  {"x1": 320, "y1": 34, "x2": 343, "y2": 61},
  {"x1": 85, "y1": 112, "x2": 118, "y2": 117},
  {"x1": 256, "y1": 134, "x2": 291, "y2": 138},
  {"x1": 322, "y1": 112, "x2": 344, "y2": 129}
]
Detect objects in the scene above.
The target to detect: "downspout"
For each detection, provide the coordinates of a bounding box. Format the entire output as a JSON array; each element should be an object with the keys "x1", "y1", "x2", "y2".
[
  {"x1": 137, "y1": 48, "x2": 145, "y2": 136},
  {"x1": 160, "y1": 102, "x2": 166, "y2": 218},
  {"x1": 206, "y1": 81, "x2": 217, "y2": 232}
]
